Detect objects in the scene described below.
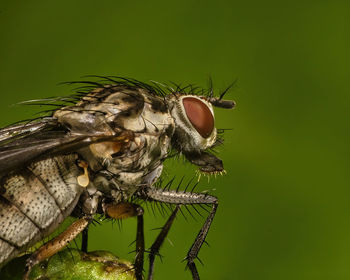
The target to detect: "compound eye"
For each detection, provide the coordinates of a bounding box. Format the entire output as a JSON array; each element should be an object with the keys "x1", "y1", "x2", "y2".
[{"x1": 182, "y1": 97, "x2": 214, "y2": 138}]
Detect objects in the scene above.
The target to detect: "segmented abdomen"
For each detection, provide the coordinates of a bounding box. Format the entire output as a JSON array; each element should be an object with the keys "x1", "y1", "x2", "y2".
[{"x1": 0, "y1": 154, "x2": 82, "y2": 265}]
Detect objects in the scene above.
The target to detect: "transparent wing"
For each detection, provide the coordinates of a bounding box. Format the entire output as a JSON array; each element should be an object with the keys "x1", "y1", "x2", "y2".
[
  {"x1": 0, "y1": 118, "x2": 125, "y2": 175},
  {"x1": 0, "y1": 117, "x2": 56, "y2": 143}
]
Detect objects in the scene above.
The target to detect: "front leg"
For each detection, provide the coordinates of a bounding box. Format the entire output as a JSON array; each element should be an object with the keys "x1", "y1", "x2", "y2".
[
  {"x1": 186, "y1": 203, "x2": 218, "y2": 280},
  {"x1": 136, "y1": 186, "x2": 218, "y2": 280},
  {"x1": 148, "y1": 206, "x2": 180, "y2": 280},
  {"x1": 104, "y1": 202, "x2": 144, "y2": 280},
  {"x1": 24, "y1": 216, "x2": 91, "y2": 280}
]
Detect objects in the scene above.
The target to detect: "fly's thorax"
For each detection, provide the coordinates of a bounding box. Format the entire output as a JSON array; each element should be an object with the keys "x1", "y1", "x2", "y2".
[
  {"x1": 77, "y1": 183, "x2": 102, "y2": 215},
  {"x1": 90, "y1": 132, "x2": 170, "y2": 199},
  {"x1": 52, "y1": 87, "x2": 144, "y2": 138},
  {"x1": 167, "y1": 94, "x2": 217, "y2": 153},
  {"x1": 53, "y1": 86, "x2": 172, "y2": 135},
  {"x1": 56, "y1": 87, "x2": 176, "y2": 199},
  {"x1": 91, "y1": 170, "x2": 147, "y2": 202}
]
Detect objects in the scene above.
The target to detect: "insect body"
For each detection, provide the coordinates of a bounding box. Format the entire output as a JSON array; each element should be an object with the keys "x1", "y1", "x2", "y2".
[{"x1": 0, "y1": 77, "x2": 235, "y2": 280}]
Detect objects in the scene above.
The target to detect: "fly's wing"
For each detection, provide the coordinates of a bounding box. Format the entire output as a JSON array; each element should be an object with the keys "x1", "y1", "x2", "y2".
[
  {"x1": 0, "y1": 86, "x2": 147, "y2": 175},
  {"x1": 0, "y1": 118, "x2": 54, "y2": 143},
  {"x1": 0, "y1": 117, "x2": 130, "y2": 175}
]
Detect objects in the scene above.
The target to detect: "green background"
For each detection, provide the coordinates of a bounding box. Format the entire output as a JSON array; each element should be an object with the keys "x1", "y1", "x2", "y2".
[{"x1": 0, "y1": 1, "x2": 349, "y2": 279}]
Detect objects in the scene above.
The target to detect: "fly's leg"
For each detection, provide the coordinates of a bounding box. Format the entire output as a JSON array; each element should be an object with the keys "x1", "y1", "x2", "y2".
[
  {"x1": 135, "y1": 210, "x2": 145, "y2": 280},
  {"x1": 147, "y1": 205, "x2": 180, "y2": 280},
  {"x1": 136, "y1": 186, "x2": 218, "y2": 280},
  {"x1": 81, "y1": 226, "x2": 89, "y2": 253},
  {"x1": 186, "y1": 203, "x2": 218, "y2": 280},
  {"x1": 104, "y1": 202, "x2": 144, "y2": 280},
  {"x1": 24, "y1": 216, "x2": 91, "y2": 280}
]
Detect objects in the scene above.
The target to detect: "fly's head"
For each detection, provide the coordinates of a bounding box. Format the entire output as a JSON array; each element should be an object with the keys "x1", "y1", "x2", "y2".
[{"x1": 168, "y1": 93, "x2": 235, "y2": 175}]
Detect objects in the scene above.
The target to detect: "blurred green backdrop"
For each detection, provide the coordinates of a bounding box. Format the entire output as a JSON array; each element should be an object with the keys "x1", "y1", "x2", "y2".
[{"x1": 0, "y1": 0, "x2": 349, "y2": 279}]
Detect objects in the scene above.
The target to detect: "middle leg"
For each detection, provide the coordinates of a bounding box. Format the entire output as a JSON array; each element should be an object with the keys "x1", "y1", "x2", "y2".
[
  {"x1": 104, "y1": 202, "x2": 145, "y2": 280},
  {"x1": 81, "y1": 226, "x2": 89, "y2": 253}
]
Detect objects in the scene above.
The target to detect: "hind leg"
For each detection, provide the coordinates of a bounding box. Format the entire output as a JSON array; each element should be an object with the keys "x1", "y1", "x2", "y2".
[{"x1": 24, "y1": 216, "x2": 91, "y2": 280}]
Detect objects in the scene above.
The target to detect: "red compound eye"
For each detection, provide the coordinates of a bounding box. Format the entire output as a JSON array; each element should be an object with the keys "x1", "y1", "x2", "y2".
[{"x1": 182, "y1": 97, "x2": 214, "y2": 138}]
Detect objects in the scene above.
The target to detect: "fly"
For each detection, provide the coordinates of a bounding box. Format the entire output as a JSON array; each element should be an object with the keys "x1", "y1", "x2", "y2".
[{"x1": 0, "y1": 76, "x2": 235, "y2": 280}]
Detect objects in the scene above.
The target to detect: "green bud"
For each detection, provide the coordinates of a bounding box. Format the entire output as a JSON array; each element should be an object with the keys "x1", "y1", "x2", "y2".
[{"x1": 0, "y1": 249, "x2": 136, "y2": 280}]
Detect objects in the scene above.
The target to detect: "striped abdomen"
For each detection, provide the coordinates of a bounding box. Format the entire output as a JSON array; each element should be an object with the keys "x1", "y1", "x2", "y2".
[{"x1": 0, "y1": 154, "x2": 82, "y2": 266}]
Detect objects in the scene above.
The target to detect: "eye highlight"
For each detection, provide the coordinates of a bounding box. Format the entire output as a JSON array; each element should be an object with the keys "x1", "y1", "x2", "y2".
[{"x1": 182, "y1": 97, "x2": 214, "y2": 138}]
